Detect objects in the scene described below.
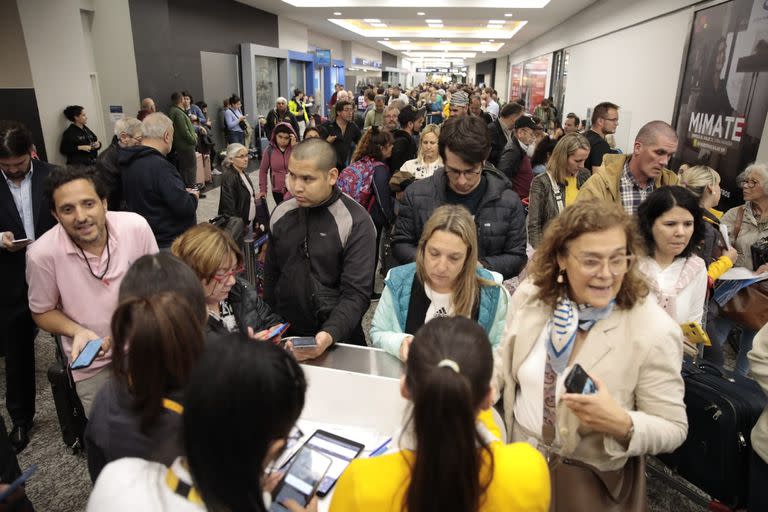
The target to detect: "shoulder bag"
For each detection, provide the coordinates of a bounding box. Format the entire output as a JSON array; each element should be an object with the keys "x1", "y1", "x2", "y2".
[{"x1": 720, "y1": 206, "x2": 768, "y2": 331}]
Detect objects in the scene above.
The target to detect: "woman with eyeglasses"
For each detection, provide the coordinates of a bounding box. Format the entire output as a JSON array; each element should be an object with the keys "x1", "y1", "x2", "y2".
[
  {"x1": 371, "y1": 205, "x2": 510, "y2": 362},
  {"x1": 496, "y1": 200, "x2": 687, "y2": 512},
  {"x1": 88, "y1": 335, "x2": 313, "y2": 512},
  {"x1": 708, "y1": 163, "x2": 768, "y2": 375},
  {"x1": 636, "y1": 187, "x2": 708, "y2": 356},
  {"x1": 172, "y1": 224, "x2": 282, "y2": 340},
  {"x1": 218, "y1": 143, "x2": 257, "y2": 233}
]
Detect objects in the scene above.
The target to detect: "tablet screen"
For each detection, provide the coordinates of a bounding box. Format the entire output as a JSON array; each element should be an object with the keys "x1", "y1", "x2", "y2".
[{"x1": 303, "y1": 430, "x2": 363, "y2": 495}]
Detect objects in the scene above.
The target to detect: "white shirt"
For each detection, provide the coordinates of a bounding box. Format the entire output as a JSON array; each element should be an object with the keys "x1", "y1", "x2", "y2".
[
  {"x1": 641, "y1": 257, "x2": 708, "y2": 325},
  {"x1": 513, "y1": 326, "x2": 568, "y2": 445},
  {"x1": 87, "y1": 458, "x2": 204, "y2": 511},
  {"x1": 399, "y1": 158, "x2": 443, "y2": 180},
  {"x1": 424, "y1": 283, "x2": 454, "y2": 322},
  {"x1": 486, "y1": 99, "x2": 500, "y2": 118}
]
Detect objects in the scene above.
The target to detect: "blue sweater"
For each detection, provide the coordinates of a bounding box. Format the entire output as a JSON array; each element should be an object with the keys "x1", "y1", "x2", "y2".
[{"x1": 370, "y1": 263, "x2": 508, "y2": 357}]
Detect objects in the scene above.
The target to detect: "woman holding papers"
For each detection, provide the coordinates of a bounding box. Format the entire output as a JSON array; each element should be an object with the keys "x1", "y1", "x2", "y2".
[
  {"x1": 331, "y1": 317, "x2": 550, "y2": 512},
  {"x1": 369, "y1": 205, "x2": 510, "y2": 362},
  {"x1": 709, "y1": 163, "x2": 768, "y2": 375}
]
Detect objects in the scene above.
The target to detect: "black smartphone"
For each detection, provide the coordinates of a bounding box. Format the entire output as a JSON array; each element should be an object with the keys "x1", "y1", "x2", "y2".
[
  {"x1": 264, "y1": 322, "x2": 290, "y2": 341},
  {"x1": 287, "y1": 337, "x2": 318, "y2": 349},
  {"x1": 70, "y1": 338, "x2": 103, "y2": 370},
  {"x1": 270, "y1": 446, "x2": 331, "y2": 512},
  {"x1": 564, "y1": 364, "x2": 597, "y2": 395}
]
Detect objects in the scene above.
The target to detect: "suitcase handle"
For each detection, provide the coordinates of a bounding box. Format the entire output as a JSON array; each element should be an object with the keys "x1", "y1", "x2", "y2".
[{"x1": 682, "y1": 360, "x2": 728, "y2": 379}]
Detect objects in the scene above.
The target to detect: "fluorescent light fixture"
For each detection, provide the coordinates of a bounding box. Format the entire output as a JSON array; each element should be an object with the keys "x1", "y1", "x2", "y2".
[
  {"x1": 417, "y1": 11, "x2": 425, "y2": 15},
  {"x1": 363, "y1": 18, "x2": 381, "y2": 23},
  {"x1": 333, "y1": 11, "x2": 342, "y2": 15},
  {"x1": 371, "y1": 23, "x2": 387, "y2": 27},
  {"x1": 425, "y1": 19, "x2": 442, "y2": 23},
  {"x1": 383, "y1": 37, "x2": 389, "y2": 40},
  {"x1": 488, "y1": 20, "x2": 505, "y2": 23},
  {"x1": 489, "y1": 39, "x2": 495, "y2": 42},
  {"x1": 288, "y1": 1, "x2": 550, "y2": 6},
  {"x1": 504, "y1": 13, "x2": 513, "y2": 17}
]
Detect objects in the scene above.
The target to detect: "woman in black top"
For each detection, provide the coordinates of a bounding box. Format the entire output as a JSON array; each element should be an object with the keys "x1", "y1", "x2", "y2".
[{"x1": 60, "y1": 105, "x2": 100, "y2": 165}]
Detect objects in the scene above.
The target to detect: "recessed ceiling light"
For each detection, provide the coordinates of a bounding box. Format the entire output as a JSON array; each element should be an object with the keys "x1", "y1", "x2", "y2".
[
  {"x1": 482, "y1": 51, "x2": 487, "y2": 54},
  {"x1": 504, "y1": 13, "x2": 513, "y2": 17},
  {"x1": 489, "y1": 39, "x2": 495, "y2": 42},
  {"x1": 371, "y1": 23, "x2": 387, "y2": 27},
  {"x1": 383, "y1": 37, "x2": 389, "y2": 40},
  {"x1": 333, "y1": 12, "x2": 342, "y2": 16},
  {"x1": 425, "y1": 19, "x2": 442, "y2": 23},
  {"x1": 364, "y1": 18, "x2": 381, "y2": 23},
  {"x1": 417, "y1": 12, "x2": 425, "y2": 15}
]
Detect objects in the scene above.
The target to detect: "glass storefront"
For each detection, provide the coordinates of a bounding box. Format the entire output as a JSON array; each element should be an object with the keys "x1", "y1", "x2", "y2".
[{"x1": 253, "y1": 56, "x2": 278, "y2": 117}]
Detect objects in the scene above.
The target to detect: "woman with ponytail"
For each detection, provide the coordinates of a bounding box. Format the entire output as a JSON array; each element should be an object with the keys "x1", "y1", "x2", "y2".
[
  {"x1": 330, "y1": 316, "x2": 550, "y2": 512},
  {"x1": 85, "y1": 253, "x2": 207, "y2": 482}
]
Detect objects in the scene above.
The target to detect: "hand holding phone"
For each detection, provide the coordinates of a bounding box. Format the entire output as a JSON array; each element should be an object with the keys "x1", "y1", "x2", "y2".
[
  {"x1": 287, "y1": 337, "x2": 318, "y2": 349},
  {"x1": 71, "y1": 338, "x2": 104, "y2": 370},
  {"x1": 564, "y1": 364, "x2": 597, "y2": 395},
  {"x1": 680, "y1": 322, "x2": 711, "y2": 346}
]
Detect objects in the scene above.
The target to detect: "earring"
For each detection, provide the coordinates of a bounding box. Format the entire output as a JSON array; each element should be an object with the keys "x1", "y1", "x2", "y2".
[{"x1": 556, "y1": 270, "x2": 565, "y2": 284}]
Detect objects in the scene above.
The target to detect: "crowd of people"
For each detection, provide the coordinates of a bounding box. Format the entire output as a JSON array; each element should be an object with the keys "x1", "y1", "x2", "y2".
[{"x1": 0, "y1": 76, "x2": 767, "y2": 512}]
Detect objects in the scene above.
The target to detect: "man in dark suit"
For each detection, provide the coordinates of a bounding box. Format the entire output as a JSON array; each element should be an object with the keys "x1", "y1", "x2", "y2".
[{"x1": 0, "y1": 121, "x2": 58, "y2": 452}]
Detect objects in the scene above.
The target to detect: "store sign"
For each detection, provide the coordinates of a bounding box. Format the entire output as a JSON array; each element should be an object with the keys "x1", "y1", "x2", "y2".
[
  {"x1": 416, "y1": 67, "x2": 467, "y2": 73},
  {"x1": 352, "y1": 57, "x2": 381, "y2": 69},
  {"x1": 673, "y1": 0, "x2": 768, "y2": 209},
  {"x1": 315, "y1": 49, "x2": 331, "y2": 67}
]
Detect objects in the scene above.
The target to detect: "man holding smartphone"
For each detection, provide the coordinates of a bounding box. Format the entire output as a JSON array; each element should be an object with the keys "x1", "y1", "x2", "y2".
[
  {"x1": 0, "y1": 121, "x2": 59, "y2": 452},
  {"x1": 264, "y1": 138, "x2": 376, "y2": 361},
  {"x1": 25, "y1": 166, "x2": 158, "y2": 415}
]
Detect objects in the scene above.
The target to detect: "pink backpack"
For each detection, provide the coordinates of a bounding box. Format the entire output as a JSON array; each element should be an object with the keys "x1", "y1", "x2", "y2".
[{"x1": 337, "y1": 157, "x2": 382, "y2": 211}]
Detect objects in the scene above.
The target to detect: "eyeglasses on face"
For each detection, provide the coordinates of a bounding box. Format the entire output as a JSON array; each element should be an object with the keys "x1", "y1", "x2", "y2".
[
  {"x1": 212, "y1": 265, "x2": 245, "y2": 282},
  {"x1": 742, "y1": 179, "x2": 761, "y2": 189},
  {"x1": 568, "y1": 253, "x2": 634, "y2": 277},
  {"x1": 445, "y1": 167, "x2": 482, "y2": 179}
]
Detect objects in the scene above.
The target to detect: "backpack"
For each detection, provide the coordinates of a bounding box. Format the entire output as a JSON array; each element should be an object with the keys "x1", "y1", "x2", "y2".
[{"x1": 337, "y1": 157, "x2": 381, "y2": 211}]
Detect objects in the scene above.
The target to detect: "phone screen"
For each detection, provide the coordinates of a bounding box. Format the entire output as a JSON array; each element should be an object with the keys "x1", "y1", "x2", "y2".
[
  {"x1": 71, "y1": 338, "x2": 103, "y2": 370},
  {"x1": 265, "y1": 323, "x2": 290, "y2": 340},
  {"x1": 304, "y1": 430, "x2": 363, "y2": 496},
  {"x1": 270, "y1": 447, "x2": 331, "y2": 512},
  {"x1": 11, "y1": 238, "x2": 31, "y2": 246},
  {"x1": 289, "y1": 337, "x2": 317, "y2": 349}
]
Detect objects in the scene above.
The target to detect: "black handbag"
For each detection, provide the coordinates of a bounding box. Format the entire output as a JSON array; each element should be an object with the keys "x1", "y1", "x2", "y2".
[
  {"x1": 46, "y1": 335, "x2": 87, "y2": 453},
  {"x1": 751, "y1": 236, "x2": 768, "y2": 269}
]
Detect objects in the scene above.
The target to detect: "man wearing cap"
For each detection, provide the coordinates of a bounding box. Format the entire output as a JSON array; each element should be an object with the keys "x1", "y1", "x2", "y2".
[
  {"x1": 488, "y1": 102, "x2": 523, "y2": 168},
  {"x1": 389, "y1": 105, "x2": 425, "y2": 173},
  {"x1": 497, "y1": 115, "x2": 536, "y2": 199},
  {"x1": 448, "y1": 91, "x2": 469, "y2": 117}
]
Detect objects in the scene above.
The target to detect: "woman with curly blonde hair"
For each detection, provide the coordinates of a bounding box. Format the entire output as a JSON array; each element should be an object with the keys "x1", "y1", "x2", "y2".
[{"x1": 495, "y1": 199, "x2": 687, "y2": 511}]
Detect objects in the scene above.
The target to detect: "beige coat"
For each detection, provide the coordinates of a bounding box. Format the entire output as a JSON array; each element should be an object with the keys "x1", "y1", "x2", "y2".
[
  {"x1": 576, "y1": 153, "x2": 679, "y2": 205},
  {"x1": 495, "y1": 280, "x2": 688, "y2": 471},
  {"x1": 748, "y1": 324, "x2": 768, "y2": 463}
]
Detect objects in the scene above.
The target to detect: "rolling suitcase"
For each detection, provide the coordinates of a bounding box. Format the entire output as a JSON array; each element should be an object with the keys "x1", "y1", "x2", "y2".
[
  {"x1": 46, "y1": 335, "x2": 87, "y2": 453},
  {"x1": 658, "y1": 360, "x2": 766, "y2": 509}
]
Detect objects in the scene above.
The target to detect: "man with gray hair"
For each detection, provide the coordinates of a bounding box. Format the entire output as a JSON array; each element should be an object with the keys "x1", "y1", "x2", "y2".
[
  {"x1": 118, "y1": 112, "x2": 198, "y2": 248},
  {"x1": 265, "y1": 96, "x2": 300, "y2": 139},
  {"x1": 96, "y1": 117, "x2": 143, "y2": 210},
  {"x1": 577, "y1": 120, "x2": 680, "y2": 215},
  {"x1": 137, "y1": 97, "x2": 155, "y2": 121}
]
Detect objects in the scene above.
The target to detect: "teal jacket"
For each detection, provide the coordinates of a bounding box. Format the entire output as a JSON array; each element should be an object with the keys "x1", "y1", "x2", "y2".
[{"x1": 370, "y1": 263, "x2": 509, "y2": 358}]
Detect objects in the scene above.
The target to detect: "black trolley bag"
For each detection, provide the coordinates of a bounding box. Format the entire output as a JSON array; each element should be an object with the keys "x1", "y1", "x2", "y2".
[
  {"x1": 657, "y1": 360, "x2": 766, "y2": 509},
  {"x1": 46, "y1": 335, "x2": 87, "y2": 452}
]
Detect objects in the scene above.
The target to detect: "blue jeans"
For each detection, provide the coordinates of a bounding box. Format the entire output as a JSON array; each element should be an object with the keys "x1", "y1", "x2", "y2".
[
  {"x1": 706, "y1": 315, "x2": 755, "y2": 376},
  {"x1": 226, "y1": 131, "x2": 245, "y2": 145}
]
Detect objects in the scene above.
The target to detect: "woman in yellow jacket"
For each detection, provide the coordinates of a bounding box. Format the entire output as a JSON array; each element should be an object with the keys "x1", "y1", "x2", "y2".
[{"x1": 329, "y1": 316, "x2": 550, "y2": 512}]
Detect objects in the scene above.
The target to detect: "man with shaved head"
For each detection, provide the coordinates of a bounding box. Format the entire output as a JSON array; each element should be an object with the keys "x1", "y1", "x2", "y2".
[
  {"x1": 577, "y1": 120, "x2": 679, "y2": 214},
  {"x1": 264, "y1": 138, "x2": 376, "y2": 361},
  {"x1": 137, "y1": 98, "x2": 155, "y2": 121}
]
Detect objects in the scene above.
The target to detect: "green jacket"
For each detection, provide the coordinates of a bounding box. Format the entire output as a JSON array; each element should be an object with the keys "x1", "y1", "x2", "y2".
[
  {"x1": 576, "y1": 153, "x2": 679, "y2": 205},
  {"x1": 168, "y1": 105, "x2": 197, "y2": 149}
]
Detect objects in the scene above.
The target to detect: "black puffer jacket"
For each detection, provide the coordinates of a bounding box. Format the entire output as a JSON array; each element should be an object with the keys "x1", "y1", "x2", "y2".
[
  {"x1": 389, "y1": 129, "x2": 417, "y2": 173},
  {"x1": 206, "y1": 277, "x2": 283, "y2": 338},
  {"x1": 392, "y1": 166, "x2": 527, "y2": 279}
]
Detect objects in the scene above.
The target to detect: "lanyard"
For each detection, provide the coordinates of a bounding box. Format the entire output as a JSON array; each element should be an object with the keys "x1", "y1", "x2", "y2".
[{"x1": 165, "y1": 466, "x2": 203, "y2": 505}]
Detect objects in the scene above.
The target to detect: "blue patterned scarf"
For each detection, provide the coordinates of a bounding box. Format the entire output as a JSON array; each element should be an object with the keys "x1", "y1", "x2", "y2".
[{"x1": 547, "y1": 297, "x2": 616, "y2": 374}]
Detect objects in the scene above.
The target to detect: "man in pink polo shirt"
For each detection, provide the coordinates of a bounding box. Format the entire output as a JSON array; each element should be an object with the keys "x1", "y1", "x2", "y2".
[{"x1": 26, "y1": 166, "x2": 158, "y2": 414}]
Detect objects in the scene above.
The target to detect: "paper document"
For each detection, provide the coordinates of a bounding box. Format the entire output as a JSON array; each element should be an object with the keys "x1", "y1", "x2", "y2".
[
  {"x1": 719, "y1": 267, "x2": 768, "y2": 281},
  {"x1": 719, "y1": 223, "x2": 730, "y2": 248}
]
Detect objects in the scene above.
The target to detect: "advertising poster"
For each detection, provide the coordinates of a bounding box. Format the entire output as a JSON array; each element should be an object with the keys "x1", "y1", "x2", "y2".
[
  {"x1": 673, "y1": 0, "x2": 768, "y2": 209},
  {"x1": 509, "y1": 63, "x2": 523, "y2": 101},
  {"x1": 521, "y1": 54, "x2": 551, "y2": 113}
]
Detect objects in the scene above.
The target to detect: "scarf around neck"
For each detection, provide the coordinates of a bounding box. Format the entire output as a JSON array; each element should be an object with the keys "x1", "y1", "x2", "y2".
[{"x1": 547, "y1": 296, "x2": 615, "y2": 374}]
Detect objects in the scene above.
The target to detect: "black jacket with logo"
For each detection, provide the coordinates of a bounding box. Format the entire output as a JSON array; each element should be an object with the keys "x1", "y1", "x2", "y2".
[{"x1": 264, "y1": 187, "x2": 376, "y2": 343}]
